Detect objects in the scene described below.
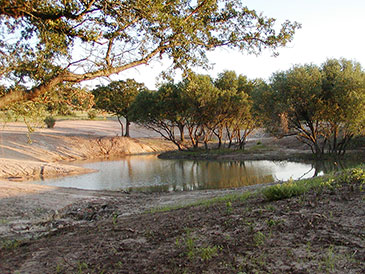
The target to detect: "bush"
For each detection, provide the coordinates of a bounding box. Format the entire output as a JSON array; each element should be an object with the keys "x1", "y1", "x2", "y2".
[
  {"x1": 44, "y1": 116, "x2": 56, "y2": 128},
  {"x1": 262, "y1": 179, "x2": 308, "y2": 201},
  {"x1": 88, "y1": 109, "x2": 97, "y2": 120}
]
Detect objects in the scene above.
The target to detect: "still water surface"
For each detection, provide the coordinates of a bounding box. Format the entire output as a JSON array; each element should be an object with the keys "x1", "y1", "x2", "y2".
[{"x1": 33, "y1": 155, "x2": 359, "y2": 192}]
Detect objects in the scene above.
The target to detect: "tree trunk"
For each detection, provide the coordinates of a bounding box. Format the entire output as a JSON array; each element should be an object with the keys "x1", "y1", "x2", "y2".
[
  {"x1": 124, "y1": 117, "x2": 130, "y2": 137},
  {"x1": 117, "y1": 116, "x2": 124, "y2": 136},
  {"x1": 217, "y1": 127, "x2": 223, "y2": 149},
  {"x1": 178, "y1": 123, "x2": 185, "y2": 142}
]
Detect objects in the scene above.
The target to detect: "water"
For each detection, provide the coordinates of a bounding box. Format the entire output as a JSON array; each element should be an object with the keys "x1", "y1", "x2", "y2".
[{"x1": 32, "y1": 155, "x2": 360, "y2": 192}]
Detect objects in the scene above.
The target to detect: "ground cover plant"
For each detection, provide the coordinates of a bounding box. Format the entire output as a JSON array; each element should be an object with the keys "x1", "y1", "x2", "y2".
[{"x1": 0, "y1": 166, "x2": 363, "y2": 273}]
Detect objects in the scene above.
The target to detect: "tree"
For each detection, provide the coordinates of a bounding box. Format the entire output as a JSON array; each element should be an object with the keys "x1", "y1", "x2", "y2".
[
  {"x1": 44, "y1": 83, "x2": 94, "y2": 116},
  {"x1": 129, "y1": 82, "x2": 191, "y2": 150},
  {"x1": 255, "y1": 59, "x2": 365, "y2": 156},
  {"x1": 0, "y1": 0, "x2": 300, "y2": 109},
  {"x1": 320, "y1": 59, "x2": 365, "y2": 154},
  {"x1": 182, "y1": 73, "x2": 222, "y2": 149},
  {"x1": 129, "y1": 87, "x2": 187, "y2": 150},
  {"x1": 92, "y1": 79, "x2": 145, "y2": 136},
  {"x1": 131, "y1": 72, "x2": 257, "y2": 150},
  {"x1": 214, "y1": 71, "x2": 257, "y2": 149}
]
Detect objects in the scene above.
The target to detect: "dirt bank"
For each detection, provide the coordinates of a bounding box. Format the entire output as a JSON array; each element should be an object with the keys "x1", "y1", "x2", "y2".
[{"x1": 0, "y1": 120, "x2": 175, "y2": 180}]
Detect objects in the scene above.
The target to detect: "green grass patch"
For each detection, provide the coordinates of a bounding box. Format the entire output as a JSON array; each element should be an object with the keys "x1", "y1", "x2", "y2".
[
  {"x1": 1, "y1": 239, "x2": 21, "y2": 250},
  {"x1": 262, "y1": 166, "x2": 365, "y2": 201},
  {"x1": 148, "y1": 191, "x2": 253, "y2": 213}
]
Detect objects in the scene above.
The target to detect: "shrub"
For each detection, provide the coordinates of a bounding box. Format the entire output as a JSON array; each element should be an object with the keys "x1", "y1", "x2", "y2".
[
  {"x1": 87, "y1": 109, "x2": 97, "y2": 120},
  {"x1": 44, "y1": 116, "x2": 56, "y2": 128}
]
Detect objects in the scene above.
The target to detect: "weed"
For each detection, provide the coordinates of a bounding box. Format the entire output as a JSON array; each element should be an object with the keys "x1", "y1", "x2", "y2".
[
  {"x1": 44, "y1": 116, "x2": 56, "y2": 128},
  {"x1": 112, "y1": 212, "x2": 118, "y2": 226},
  {"x1": 115, "y1": 261, "x2": 123, "y2": 268},
  {"x1": 261, "y1": 174, "x2": 337, "y2": 201},
  {"x1": 55, "y1": 263, "x2": 64, "y2": 273},
  {"x1": 0, "y1": 219, "x2": 9, "y2": 224},
  {"x1": 261, "y1": 166, "x2": 365, "y2": 202},
  {"x1": 176, "y1": 230, "x2": 221, "y2": 261},
  {"x1": 262, "y1": 177, "x2": 309, "y2": 201},
  {"x1": 319, "y1": 245, "x2": 336, "y2": 272},
  {"x1": 266, "y1": 218, "x2": 281, "y2": 227},
  {"x1": 1, "y1": 239, "x2": 20, "y2": 250},
  {"x1": 77, "y1": 261, "x2": 88, "y2": 273},
  {"x1": 264, "y1": 205, "x2": 276, "y2": 211},
  {"x1": 226, "y1": 201, "x2": 233, "y2": 214},
  {"x1": 253, "y1": 231, "x2": 266, "y2": 247},
  {"x1": 199, "y1": 245, "x2": 220, "y2": 261}
]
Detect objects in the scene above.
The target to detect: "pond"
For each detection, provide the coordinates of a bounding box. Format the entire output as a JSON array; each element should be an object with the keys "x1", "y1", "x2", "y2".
[{"x1": 32, "y1": 155, "x2": 361, "y2": 192}]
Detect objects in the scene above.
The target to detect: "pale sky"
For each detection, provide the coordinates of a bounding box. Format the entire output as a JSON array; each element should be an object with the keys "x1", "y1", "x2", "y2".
[{"x1": 96, "y1": 0, "x2": 365, "y2": 89}]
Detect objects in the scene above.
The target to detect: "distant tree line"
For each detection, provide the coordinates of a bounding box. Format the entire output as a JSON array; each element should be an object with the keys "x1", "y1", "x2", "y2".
[{"x1": 92, "y1": 58, "x2": 365, "y2": 156}]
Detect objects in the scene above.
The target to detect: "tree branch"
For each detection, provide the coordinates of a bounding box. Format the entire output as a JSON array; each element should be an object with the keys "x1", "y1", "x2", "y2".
[{"x1": 0, "y1": 42, "x2": 168, "y2": 108}]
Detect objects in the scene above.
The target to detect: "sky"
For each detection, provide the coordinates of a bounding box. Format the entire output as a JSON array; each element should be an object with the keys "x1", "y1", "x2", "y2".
[{"x1": 96, "y1": 0, "x2": 365, "y2": 89}]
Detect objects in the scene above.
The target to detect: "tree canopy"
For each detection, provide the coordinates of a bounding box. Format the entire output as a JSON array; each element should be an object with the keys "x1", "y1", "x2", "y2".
[
  {"x1": 130, "y1": 71, "x2": 257, "y2": 150},
  {"x1": 0, "y1": 0, "x2": 300, "y2": 109},
  {"x1": 255, "y1": 58, "x2": 365, "y2": 155},
  {"x1": 92, "y1": 79, "x2": 146, "y2": 136}
]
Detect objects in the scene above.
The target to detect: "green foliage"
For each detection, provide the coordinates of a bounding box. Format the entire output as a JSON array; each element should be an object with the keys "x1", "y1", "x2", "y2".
[
  {"x1": 262, "y1": 166, "x2": 365, "y2": 201},
  {"x1": 253, "y1": 231, "x2": 266, "y2": 247},
  {"x1": 1, "y1": 239, "x2": 21, "y2": 250},
  {"x1": 93, "y1": 79, "x2": 146, "y2": 136},
  {"x1": 44, "y1": 116, "x2": 56, "y2": 128},
  {"x1": 337, "y1": 167, "x2": 365, "y2": 184},
  {"x1": 262, "y1": 178, "x2": 314, "y2": 201},
  {"x1": 255, "y1": 58, "x2": 365, "y2": 156},
  {"x1": 176, "y1": 230, "x2": 221, "y2": 261},
  {"x1": 0, "y1": 0, "x2": 300, "y2": 109},
  {"x1": 131, "y1": 71, "x2": 257, "y2": 150},
  {"x1": 43, "y1": 84, "x2": 94, "y2": 116},
  {"x1": 87, "y1": 109, "x2": 97, "y2": 120}
]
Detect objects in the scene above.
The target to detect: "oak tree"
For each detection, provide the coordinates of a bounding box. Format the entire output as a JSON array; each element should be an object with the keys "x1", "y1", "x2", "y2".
[{"x1": 0, "y1": 0, "x2": 300, "y2": 109}]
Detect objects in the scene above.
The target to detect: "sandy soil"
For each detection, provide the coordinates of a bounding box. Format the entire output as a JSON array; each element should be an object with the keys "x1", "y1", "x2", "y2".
[{"x1": 0, "y1": 120, "x2": 174, "y2": 180}]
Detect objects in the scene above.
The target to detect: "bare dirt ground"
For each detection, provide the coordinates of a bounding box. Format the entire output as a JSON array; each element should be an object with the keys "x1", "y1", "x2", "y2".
[
  {"x1": 0, "y1": 176, "x2": 364, "y2": 273},
  {"x1": 0, "y1": 120, "x2": 364, "y2": 273}
]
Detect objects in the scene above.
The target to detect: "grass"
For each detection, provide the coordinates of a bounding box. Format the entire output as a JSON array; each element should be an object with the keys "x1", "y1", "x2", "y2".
[
  {"x1": 147, "y1": 191, "x2": 253, "y2": 213},
  {"x1": 160, "y1": 143, "x2": 274, "y2": 159},
  {"x1": 176, "y1": 230, "x2": 222, "y2": 261},
  {"x1": 262, "y1": 165, "x2": 365, "y2": 201},
  {"x1": 1, "y1": 239, "x2": 21, "y2": 250}
]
